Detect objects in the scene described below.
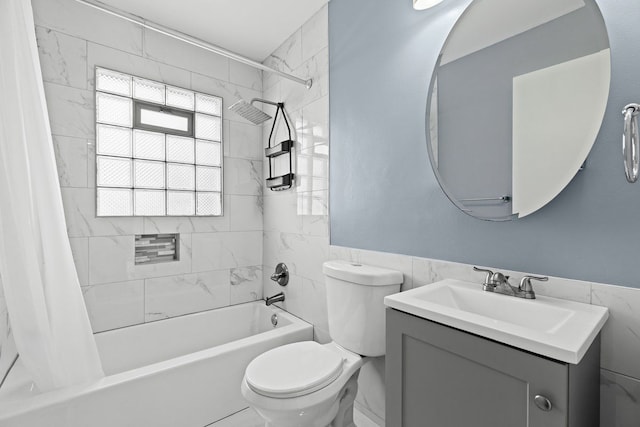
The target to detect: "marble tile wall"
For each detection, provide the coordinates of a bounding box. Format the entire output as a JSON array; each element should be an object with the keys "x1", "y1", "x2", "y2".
[
  {"x1": 261, "y1": 4, "x2": 330, "y2": 341},
  {"x1": 260, "y1": 5, "x2": 388, "y2": 424},
  {"x1": 32, "y1": 0, "x2": 264, "y2": 333}
]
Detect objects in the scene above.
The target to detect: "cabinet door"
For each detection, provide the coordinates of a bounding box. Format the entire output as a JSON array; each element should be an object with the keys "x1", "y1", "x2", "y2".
[{"x1": 386, "y1": 308, "x2": 568, "y2": 427}]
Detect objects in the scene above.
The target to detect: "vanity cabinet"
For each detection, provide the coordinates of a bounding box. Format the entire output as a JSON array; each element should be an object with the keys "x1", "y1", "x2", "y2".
[{"x1": 386, "y1": 308, "x2": 600, "y2": 427}]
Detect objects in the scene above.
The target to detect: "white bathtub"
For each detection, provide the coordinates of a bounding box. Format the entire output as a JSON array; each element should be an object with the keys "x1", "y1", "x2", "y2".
[{"x1": 0, "y1": 301, "x2": 312, "y2": 427}]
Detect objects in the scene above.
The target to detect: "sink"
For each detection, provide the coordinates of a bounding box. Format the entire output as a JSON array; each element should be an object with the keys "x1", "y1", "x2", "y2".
[
  {"x1": 384, "y1": 279, "x2": 608, "y2": 364},
  {"x1": 422, "y1": 283, "x2": 574, "y2": 332}
]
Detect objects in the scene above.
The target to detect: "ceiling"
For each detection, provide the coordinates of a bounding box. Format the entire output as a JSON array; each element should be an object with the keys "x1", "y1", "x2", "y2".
[{"x1": 98, "y1": 0, "x2": 328, "y2": 62}]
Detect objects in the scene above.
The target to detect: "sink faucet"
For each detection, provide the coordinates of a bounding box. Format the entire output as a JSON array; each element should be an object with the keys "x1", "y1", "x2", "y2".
[
  {"x1": 265, "y1": 292, "x2": 285, "y2": 306},
  {"x1": 473, "y1": 267, "x2": 548, "y2": 299}
]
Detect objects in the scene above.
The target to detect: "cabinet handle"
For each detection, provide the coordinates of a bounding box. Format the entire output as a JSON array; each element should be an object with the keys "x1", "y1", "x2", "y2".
[{"x1": 534, "y1": 395, "x2": 553, "y2": 412}]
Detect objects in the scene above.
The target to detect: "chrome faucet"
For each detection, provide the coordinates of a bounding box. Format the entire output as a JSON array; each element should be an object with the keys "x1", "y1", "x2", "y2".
[
  {"x1": 265, "y1": 292, "x2": 285, "y2": 306},
  {"x1": 473, "y1": 267, "x2": 548, "y2": 299}
]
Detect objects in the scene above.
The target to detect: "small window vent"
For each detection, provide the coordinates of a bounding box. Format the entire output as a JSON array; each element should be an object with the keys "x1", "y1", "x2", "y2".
[
  {"x1": 134, "y1": 101, "x2": 194, "y2": 137},
  {"x1": 135, "y1": 234, "x2": 179, "y2": 265}
]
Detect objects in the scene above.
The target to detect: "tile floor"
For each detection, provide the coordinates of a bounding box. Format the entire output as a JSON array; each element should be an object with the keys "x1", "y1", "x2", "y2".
[{"x1": 206, "y1": 407, "x2": 379, "y2": 427}]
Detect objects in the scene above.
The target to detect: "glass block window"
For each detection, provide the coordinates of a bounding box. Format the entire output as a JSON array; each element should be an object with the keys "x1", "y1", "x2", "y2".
[{"x1": 95, "y1": 67, "x2": 223, "y2": 217}]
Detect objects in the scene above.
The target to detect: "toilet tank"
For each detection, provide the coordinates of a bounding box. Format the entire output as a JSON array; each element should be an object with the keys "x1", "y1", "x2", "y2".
[{"x1": 323, "y1": 261, "x2": 403, "y2": 357}]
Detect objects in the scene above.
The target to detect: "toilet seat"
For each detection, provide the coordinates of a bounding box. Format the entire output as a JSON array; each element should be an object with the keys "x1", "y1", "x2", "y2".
[{"x1": 245, "y1": 341, "x2": 344, "y2": 398}]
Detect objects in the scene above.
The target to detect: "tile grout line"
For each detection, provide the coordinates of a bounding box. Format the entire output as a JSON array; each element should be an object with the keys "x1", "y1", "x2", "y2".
[
  {"x1": 82, "y1": 263, "x2": 263, "y2": 288},
  {"x1": 600, "y1": 367, "x2": 640, "y2": 382}
]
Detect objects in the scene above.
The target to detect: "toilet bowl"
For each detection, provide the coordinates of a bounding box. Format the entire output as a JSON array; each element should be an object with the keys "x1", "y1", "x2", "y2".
[
  {"x1": 241, "y1": 341, "x2": 363, "y2": 427},
  {"x1": 241, "y1": 261, "x2": 403, "y2": 427}
]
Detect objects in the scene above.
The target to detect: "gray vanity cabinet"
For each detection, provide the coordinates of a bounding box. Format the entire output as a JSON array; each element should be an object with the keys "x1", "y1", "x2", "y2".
[{"x1": 386, "y1": 308, "x2": 600, "y2": 427}]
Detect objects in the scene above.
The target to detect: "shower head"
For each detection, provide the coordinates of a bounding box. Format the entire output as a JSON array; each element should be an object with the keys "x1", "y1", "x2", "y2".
[{"x1": 228, "y1": 98, "x2": 281, "y2": 125}]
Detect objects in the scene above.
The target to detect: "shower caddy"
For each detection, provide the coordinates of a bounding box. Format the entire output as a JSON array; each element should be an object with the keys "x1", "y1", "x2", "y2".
[{"x1": 265, "y1": 103, "x2": 294, "y2": 191}]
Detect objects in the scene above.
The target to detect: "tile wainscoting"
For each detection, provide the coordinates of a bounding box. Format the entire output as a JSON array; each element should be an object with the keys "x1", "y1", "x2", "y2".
[{"x1": 330, "y1": 245, "x2": 640, "y2": 426}]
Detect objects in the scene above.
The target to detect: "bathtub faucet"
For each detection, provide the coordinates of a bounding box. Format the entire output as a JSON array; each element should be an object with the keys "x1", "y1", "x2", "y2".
[{"x1": 265, "y1": 292, "x2": 285, "y2": 306}]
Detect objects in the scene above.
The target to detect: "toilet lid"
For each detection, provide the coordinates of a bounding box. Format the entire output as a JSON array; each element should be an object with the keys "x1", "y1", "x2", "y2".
[{"x1": 245, "y1": 341, "x2": 344, "y2": 398}]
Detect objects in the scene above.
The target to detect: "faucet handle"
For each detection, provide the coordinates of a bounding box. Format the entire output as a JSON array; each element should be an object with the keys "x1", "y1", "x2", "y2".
[
  {"x1": 491, "y1": 272, "x2": 509, "y2": 284},
  {"x1": 519, "y1": 275, "x2": 548, "y2": 296},
  {"x1": 270, "y1": 263, "x2": 289, "y2": 286},
  {"x1": 473, "y1": 266, "x2": 494, "y2": 285}
]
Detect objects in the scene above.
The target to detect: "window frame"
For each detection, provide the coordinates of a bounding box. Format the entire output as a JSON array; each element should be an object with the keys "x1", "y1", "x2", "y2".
[{"x1": 133, "y1": 100, "x2": 194, "y2": 137}]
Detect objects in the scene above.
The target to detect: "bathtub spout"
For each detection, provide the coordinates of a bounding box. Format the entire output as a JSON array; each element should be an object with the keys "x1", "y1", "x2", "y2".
[{"x1": 265, "y1": 292, "x2": 285, "y2": 306}]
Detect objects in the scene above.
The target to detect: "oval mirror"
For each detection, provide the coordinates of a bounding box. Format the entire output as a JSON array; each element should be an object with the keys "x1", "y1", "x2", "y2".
[{"x1": 426, "y1": 0, "x2": 610, "y2": 220}]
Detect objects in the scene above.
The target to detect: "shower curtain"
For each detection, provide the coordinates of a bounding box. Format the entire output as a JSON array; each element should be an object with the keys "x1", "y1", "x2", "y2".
[{"x1": 0, "y1": 0, "x2": 104, "y2": 391}]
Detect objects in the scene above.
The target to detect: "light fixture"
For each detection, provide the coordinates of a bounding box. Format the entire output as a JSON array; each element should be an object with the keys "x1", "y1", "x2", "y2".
[{"x1": 413, "y1": 0, "x2": 444, "y2": 10}]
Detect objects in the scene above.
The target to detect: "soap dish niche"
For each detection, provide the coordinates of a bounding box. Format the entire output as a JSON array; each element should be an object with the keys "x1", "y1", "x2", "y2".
[{"x1": 135, "y1": 234, "x2": 179, "y2": 265}]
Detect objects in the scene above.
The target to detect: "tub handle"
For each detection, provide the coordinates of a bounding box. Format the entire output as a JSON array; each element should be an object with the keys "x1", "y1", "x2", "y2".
[{"x1": 270, "y1": 263, "x2": 289, "y2": 286}]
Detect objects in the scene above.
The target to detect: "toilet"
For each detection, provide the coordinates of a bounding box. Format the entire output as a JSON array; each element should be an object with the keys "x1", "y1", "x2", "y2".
[{"x1": 241, "y1": 260, "x2": 403, "y2": 427}]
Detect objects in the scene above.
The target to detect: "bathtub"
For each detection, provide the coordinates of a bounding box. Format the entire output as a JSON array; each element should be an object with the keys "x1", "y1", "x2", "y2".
[{"x1": 0, "y1": 301, "x2": 312, "y2": 427}]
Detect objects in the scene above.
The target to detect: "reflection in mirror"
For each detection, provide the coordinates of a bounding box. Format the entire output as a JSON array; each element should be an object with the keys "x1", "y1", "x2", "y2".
[{"x1": 427, "y1": 0, "x2": 610, "y2": 220}]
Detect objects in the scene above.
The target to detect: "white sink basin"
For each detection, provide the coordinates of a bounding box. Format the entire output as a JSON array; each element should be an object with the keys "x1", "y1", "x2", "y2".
[{"x1": 384, "y1": 279, "x2": 608, "y2": 364}]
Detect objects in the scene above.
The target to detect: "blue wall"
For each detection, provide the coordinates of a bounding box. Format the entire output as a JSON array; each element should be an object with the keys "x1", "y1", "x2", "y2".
[{"x1": 329, "y1": 0, "x2": 640, "y2": 288}]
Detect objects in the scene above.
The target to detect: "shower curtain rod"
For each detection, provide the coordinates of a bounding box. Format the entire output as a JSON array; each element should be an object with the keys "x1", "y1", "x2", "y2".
[{"x1": 73, "y1": 0, "x2": 313, "y2": 89}]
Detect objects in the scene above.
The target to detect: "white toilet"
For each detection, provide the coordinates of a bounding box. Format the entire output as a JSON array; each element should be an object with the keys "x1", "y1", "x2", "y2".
[{"x1": 241, "y1": 260, "x2": 403, "y2": 427}]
